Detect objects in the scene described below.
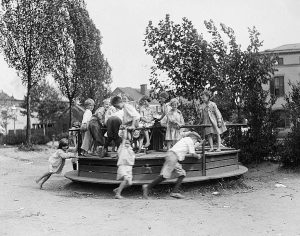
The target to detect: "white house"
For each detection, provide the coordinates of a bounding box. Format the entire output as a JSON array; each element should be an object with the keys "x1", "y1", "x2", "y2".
[{"x1": 264, "y1": 43, "x2": 300, "y2": 128}]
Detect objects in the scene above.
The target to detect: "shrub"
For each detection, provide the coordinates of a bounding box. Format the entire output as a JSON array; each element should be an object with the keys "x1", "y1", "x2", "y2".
[
  {"x1": 278, "y1": 125, "x2": 300, "y2": 166},
  {"x1": 3, "y1": 133, "x2": 51, "y2": 146},
  {"x1": 31, "y1": 134, "x2": 51, "y2": 145},
  {"x1": 4, "y1": 133, "x2": 26, "y2": 145},
  {"x1": 278, "y1": 81, "x2": 300, "y2": 166}
]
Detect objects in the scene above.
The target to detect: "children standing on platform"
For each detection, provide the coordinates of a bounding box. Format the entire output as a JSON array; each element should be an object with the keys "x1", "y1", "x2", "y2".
[
  {"x1": 114, "y1": 129, "x2": 136, "y2": 199},
  {"x1": 142, "y1": 132, "x2": 202, "y2": 199},
  {"x1": 161, "y1": 98, "x2": 185, "y2": 150},
  {"x1": 198, "y1": 90, "x2": 227, "y2": 152},
  {"x1": 36, "y1": 138, "x2": 78, "y2": 189},
  {"x1": 81, "y1": 98, "x2": 95, "y2": 155}
]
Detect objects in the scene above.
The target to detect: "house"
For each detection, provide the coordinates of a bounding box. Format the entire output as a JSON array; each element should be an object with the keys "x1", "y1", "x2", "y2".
[
  {"x1": 264, "y1": 43, "x2": 300, "y2": 128},
  {"x1": 112, "y1": 84, "x2": 160, "y2": 113},
  {"x1": 0, "y1": 90, "x2": 39, "y2": 133}
]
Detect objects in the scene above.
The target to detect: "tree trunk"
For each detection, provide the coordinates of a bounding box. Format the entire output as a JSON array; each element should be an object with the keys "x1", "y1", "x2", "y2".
[
  {"x1": 26, "y1": 82, "x2": 31, "y2": 146},
  {"x1": 69, "y1": 99, "x2": 72, "y2": 128}
]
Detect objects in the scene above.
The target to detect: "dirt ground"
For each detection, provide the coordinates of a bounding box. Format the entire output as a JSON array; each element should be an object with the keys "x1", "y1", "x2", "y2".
[{"x1": 1, "y1": 146, "x2": 300, "y2": 236}]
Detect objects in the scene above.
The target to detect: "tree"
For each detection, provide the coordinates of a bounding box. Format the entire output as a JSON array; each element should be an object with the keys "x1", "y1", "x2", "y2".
[
  {"x1": 76, "y1": 5, "x2": 112, "y2": 107},
  {"x1": 0, "y1": 0, "x2": 62, "y2": 145},
  {"x1": 21, "y1": 79, "x2": 67, "y2": 123},
  {"x1": 0, "y1": 107, "x2": 14, "y2": 135},
  {"x1": 53, "y1": 0, "x2": 112, "y2": 127},
  {"x1": 144, "y1": 15, "x2": 216, "y2": 101},
  {"x1": 144, "y1": 15, "x2": 278, "y2": 163}
]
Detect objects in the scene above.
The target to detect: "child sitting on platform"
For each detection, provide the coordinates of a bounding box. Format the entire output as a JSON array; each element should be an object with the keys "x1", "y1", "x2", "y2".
[
  {"x1": 137, "y1": 95, "x2": 155, "y2": 152},
  {"x1": 142, "y1": 131, "x2": 202, "y2": 199},
  {"x1": 36, "y1": 138, "x2": 78, "y2": 189},
  {"x1": 198, "y1": 90, "x2": 227, "y2": 152},
  {"x1": 113, "y1": 129, "x2": 136, "y2": 199},
  {"x1": 161, "y1": 98, "x2": 185, "y2": 150}
]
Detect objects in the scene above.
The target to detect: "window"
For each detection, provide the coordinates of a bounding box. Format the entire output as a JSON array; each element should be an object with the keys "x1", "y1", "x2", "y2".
[
  {"x1": 270, "y1": 76, "x2": 285, "y2": 97},
  {"x1": 277, "y1": 57, "x2": 284, "y2": 65},
  {"x1": 273, "y1": 110, "x2": 290, "y2": 128}
]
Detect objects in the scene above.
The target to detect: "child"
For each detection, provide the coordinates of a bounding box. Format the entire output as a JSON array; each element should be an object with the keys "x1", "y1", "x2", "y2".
[
  {"x1": 157, "y1": 91, "x2": 171, "y2": 122},
  {"x1": 81, "y1": 98, "x2": 95, "y2": 155},
  {"x1": 137, "y1": 95, "x2": 154, "y2": 151},
  {"x1": 198, "y1": 90, "x2": 227, "y2": 152},
  {"x1": 143, "y1": 131, "x2": 202, "y2": 199},
  {"x1": 88, "y1": 99, "x2": 110, "y2": 155},
  {"x1": 36, "y1": 138, "x2": 78, "y2": 189},
  {"x1": 161, "y1": 98, "x2": 185, "y2": 149},
  {"x1": 113, "y1": 129, "x2": 135, "y2": 199},
  {"x1": 101, "y1": 96, "x2": 140, "y2": 158}
]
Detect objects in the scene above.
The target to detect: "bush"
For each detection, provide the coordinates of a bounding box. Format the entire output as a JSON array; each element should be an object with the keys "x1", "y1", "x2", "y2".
[
  {"x1": 278, "y1": 81, "x2": 300, "y2": 166},
  {"x1": 3, "y1": 133, "x2": 51, "y2": 145},
  {"x1": 279, "y1": 125, "x2": 300, "y2": 166},
  {"x1": 4, "y1": 133, "x2": 26, "y2": 145},
  {"x1": 31, "y1": 134, "x2": 51, "y2": 145}
]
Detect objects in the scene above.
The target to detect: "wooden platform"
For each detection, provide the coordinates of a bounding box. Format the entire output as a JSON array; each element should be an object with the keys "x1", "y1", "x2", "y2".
[{"x1": 65, "y1": 149, "x2": 248, "y2": 185}]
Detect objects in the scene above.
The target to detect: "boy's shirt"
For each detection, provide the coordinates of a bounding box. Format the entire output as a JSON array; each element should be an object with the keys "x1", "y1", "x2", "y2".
[
  {"x1": 104, "y1": 106, "x2": 124, "y2": 124},
  {"x1": 117, "y1": 143, "x2": 135, "y2": 166},
  {"x1": 170, "y1": 137, "x2": 196, "y2": 161},
  {"x1": 82, "y1": 110, "x2": 92, "y2": 124},
  {"x1": 91, "y1": 107, "x2": 107, "y2": 124},
  {"x1": 123, "y1": 104, "x2": 141, "y2": 125}
]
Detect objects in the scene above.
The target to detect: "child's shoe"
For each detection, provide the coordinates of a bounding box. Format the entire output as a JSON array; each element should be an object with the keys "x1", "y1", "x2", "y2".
[
  {"x1": 170, "y1": 192, "x2": 185, "y2": 199},
  {"x1": 115, "y1": 194, "x2": 124, "y2": 199}
]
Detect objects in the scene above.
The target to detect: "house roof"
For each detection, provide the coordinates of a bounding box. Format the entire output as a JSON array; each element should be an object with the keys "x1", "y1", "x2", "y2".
[
  {"x1": 112, "y1": 87, "x2": 146, "y2": 101},
  {"x1": 265, "y1": 43, "x2": 300, "y2": 53},
  {"x1": 112, "y1": 87, "x2": 160, "y2": 104}
]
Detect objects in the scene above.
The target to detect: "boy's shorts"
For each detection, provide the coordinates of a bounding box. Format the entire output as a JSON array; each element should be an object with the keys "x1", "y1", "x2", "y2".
[
  {"x1": 117, "y1": 165, "x2": 133, "y2": 185},
  {"x1": 160, "y1": 151, "x2": 186, "y2": 179}
]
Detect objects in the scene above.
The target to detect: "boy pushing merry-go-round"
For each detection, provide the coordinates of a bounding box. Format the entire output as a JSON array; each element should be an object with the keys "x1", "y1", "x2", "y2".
[{"x1": 142, "y1": 131, "x2": 203, "y2": 199}]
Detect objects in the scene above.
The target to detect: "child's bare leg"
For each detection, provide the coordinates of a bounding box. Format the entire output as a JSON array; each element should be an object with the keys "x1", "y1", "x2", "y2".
[
  {"x1": 144, "y1": 131, "x2": 150, "y2": 148},
  {"x1": 143, "y1": 175, "x2": 165, "y2": 199},
  {"x1": 138, "y1": 136, "x2": 144, "y2": 152},
  {"x1": 215, "y1": 134, "x2": 221, "y2": 152},
  {"x1": 208, "y1": 134, "x2": 214, "y2": 151},
  {"x1": 114, "y1": 179, "x2": 129, "y2": 199},
  {"x1": 39, "y1": 173, "x2": 52, "y2": 189},
  {"x1": 170, "y1": 175, "x2": 186, "y2": 199},
  {"x1": 36, "y1": 172, "x2": 51, "y2": 183},
  {"x1": 166, "y1": 141, "x2": 172, "y2": 150}
]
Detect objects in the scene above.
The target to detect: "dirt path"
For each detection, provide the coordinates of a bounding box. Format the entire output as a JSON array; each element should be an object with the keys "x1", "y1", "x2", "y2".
[{"x1": 1, "y1": 146, "x2": 300, "y2": 236}]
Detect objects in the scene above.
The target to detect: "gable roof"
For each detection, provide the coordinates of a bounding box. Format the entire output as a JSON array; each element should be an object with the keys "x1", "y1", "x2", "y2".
[
  {"x1": 265, "y1": 43, "x2": 300, "y2": 53},
  {"x1": 112, "y1": 87, "x2": 146, "y2": 101}
]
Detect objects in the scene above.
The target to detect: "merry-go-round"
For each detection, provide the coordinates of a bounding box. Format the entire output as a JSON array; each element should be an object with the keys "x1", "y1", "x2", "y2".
[{"x1": 65, "y1": 123, "x2": 248, "y2": 185}]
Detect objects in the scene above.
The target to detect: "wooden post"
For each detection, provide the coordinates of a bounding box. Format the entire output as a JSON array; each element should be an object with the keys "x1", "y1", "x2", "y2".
[{"x1": 202, "y1": 135, "x2": 206, "y2": 176}]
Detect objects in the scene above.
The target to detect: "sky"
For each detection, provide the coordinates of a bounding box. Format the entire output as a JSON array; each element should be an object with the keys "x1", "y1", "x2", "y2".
[{"x1": 1, "y1": 0, "x2": 300, "y2": 99}]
